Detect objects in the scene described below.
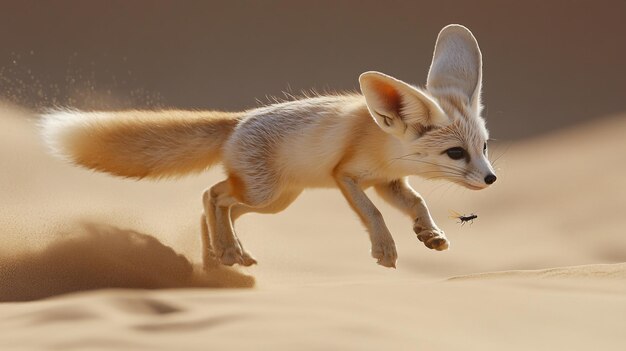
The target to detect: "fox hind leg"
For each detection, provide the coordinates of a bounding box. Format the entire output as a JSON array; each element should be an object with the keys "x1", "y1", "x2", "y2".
[
  {"x1": 202, "y1": 180, "x2": 256, "y2": 266},
  {"x1": 202, "y1": 176, "x2": 294, "y2": 267},
  {"x1": 200, "y1": 212, "x2": 256, "y2": 268}
]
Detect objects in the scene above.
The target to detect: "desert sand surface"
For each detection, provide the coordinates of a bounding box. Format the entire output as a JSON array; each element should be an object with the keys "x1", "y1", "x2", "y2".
[{"x1": 1, "y1": 102, "x2": 625, "y2": 350}]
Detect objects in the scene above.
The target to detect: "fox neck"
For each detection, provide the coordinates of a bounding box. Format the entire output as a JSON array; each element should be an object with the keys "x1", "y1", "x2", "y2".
[{"x1": 349, "y1": 119, "x2": 429, "y2": 183}]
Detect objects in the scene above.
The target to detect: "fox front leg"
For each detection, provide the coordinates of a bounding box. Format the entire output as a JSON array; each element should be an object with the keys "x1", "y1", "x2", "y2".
[
  {"x1": 335, "y1": 175, "x2": 398, "y2": 268},
  {"x1": 374, "y1": 178, "x2": 449, "y2": 251}
]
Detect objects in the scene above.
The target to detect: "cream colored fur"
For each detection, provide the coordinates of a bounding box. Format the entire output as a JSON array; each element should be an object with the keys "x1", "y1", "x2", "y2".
[{"x1": 41, "y1": 24, "x2": 496, "y2": 268}]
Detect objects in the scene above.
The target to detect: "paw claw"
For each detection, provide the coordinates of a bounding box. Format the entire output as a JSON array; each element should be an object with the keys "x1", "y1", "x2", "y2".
[{"x1": 241, "y1": 252, "x2": 258, "y2": 267}]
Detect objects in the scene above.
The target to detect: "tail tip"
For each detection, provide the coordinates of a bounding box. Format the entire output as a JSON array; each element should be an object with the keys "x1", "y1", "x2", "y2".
[{"x1": 38, "y1": 108, "x2": 83, "y2": 159}]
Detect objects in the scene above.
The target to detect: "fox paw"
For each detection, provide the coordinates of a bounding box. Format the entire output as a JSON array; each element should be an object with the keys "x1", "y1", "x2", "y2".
[
  {"x1": 215, "y1": 246, "x2": 243, "y2": 266},
  {"x1": 415, "y1": 228, "x2": 449, "y2": 251},
  {"x1": 215, "y1": 246, "x2": 258, "y2": 267},
  {"x1": 202, "y1": 248, "x2": 220, "y2": 270},
  {"x1": 371, "y1": 240, "x2": 398, "y2": 268}
]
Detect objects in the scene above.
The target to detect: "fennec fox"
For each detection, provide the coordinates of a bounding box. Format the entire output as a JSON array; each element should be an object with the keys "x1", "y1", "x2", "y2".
[{"x1": 41, "y1": 25, "x2": 496, "y2": 268}]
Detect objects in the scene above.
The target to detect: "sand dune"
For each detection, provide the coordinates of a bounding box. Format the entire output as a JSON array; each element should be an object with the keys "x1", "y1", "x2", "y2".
[
  {"x1": 449, "y1": 262, "x2": 626, "y2": 281},
  {"x1": 1, "y1": 103, "x2": 625, "y2": 350}
]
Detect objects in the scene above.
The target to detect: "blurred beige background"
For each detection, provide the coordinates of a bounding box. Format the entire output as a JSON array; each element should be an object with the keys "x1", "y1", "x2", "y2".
[{"x1": 1, "y1": 0, "x2": 625, "y2": 139}]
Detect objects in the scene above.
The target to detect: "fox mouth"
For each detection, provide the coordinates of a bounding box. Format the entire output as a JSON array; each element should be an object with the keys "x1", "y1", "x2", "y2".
[
  {"x1": 424, "y1": 171, "x2": 489, "y2": 190},
  {"x1": 463, "y1": 183, "x2": 486, "y2": 190},
  {"x1": 450, "y1": 179, "x2": 486, "y2": 190}
]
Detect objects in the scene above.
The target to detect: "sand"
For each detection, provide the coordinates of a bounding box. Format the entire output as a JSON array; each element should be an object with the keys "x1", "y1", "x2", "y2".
[{"x1": 1, "y1": 103, "x2": 625, "y2": 350}]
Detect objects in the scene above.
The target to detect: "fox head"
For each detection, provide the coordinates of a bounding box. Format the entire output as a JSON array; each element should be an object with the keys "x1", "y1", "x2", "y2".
[{"x1": 359, "y1": 24, "x2": 496, "y2": 190}]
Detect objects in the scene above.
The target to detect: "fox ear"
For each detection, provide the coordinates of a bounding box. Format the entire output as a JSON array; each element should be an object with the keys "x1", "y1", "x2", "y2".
[
  {"x1": 359, "y1": 71, "x2": 447, "y2": 138},
  {"x1": 426, "y1": 24, "x2": 483, "y2": 111}
]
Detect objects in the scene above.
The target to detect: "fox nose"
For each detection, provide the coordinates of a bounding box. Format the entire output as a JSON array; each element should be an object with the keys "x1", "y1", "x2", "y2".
[{"x1": 484, "y1": 174, "x2": 497, "y2": 185}]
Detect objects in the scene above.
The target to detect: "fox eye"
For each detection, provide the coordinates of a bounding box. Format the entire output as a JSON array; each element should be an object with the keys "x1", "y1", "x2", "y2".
[
  {"x1": 483, "y1": 142, "x2": 487, "y2": 154},
  {"x1": 444, "y1": 147, "x2": 466, "y2": 160}
]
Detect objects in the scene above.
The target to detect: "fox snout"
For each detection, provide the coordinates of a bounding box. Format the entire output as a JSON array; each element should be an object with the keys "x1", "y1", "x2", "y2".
[
  {"x1": 479, "y1": 158, "x2": 497, "y2": 186},
  {"x1": 464, "y1": 171, "x2": 496, "y2": 190},
  {"x1": 463, "y1": 155, "x2": 497, "y2": 189}
]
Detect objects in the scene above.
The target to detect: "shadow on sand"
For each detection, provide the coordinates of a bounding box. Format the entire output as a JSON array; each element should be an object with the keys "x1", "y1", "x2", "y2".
[{"x1": 0, "y1": 222, "x2": 254, "y2": 302}]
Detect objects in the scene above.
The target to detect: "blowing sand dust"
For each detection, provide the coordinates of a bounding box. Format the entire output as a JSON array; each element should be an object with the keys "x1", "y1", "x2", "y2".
[{"x1": 1, "y1": 102, "x2": 625, "y2": 349}]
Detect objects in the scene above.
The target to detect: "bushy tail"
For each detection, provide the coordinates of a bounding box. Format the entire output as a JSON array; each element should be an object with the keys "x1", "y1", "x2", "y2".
[{"x1": 40, "y1": 109, "x2": 243, "y2": 179}]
